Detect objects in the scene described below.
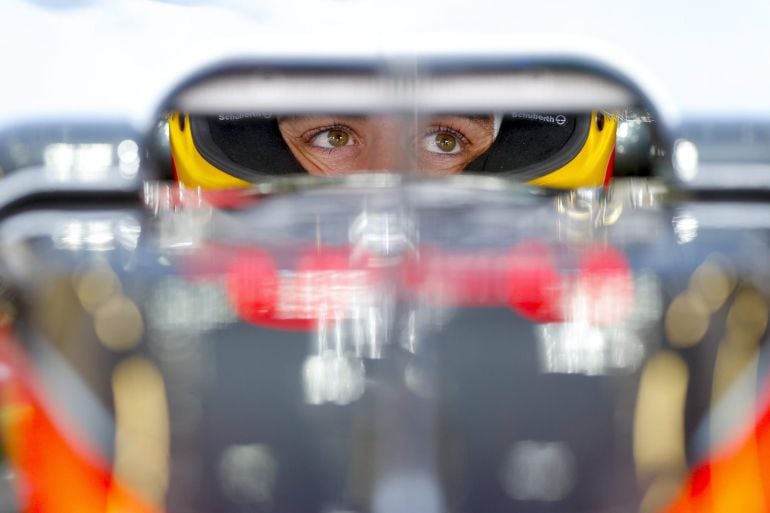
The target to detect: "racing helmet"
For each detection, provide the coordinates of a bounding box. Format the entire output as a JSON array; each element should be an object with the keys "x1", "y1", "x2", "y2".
[{"x1": 168, "y1": 111, "x2": 617, "y2": 189}]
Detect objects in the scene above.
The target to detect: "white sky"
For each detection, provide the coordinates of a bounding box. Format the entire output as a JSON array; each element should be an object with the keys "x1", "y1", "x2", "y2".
[{"x1": 1, "y1": 0, "x2": 769, "y2": 130}]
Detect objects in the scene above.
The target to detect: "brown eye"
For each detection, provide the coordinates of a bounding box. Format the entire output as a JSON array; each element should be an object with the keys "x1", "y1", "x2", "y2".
[
  {"x1": 327, "y1": 129, "x2": 349, "y2": 147},
  {"x1": 433, "y1": 133, "x2": 458, "y2": 153},
  {"x1": 309, "y1": 128, "x2": 353, "y2": 149},
  {"x1": 435, "y1": 133, "x2": 456, "y2": 152}
]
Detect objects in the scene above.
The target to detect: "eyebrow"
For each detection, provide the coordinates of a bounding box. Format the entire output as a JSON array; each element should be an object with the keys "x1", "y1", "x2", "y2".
[
  {"x1": 278, "y1": 114, "x2": 491, "y2": 123},
  {"x1": 277, "y1": 114, "x2": 495, "y2": 138},
  {"x1": 277, "y1": 114, "x2": 369, "y2": 123},
  {"x1": 421, "y1": 114, "x2": 494, "y2": 131},
  {"x1": 438, "y1": 114, "x2": 493, "y2": 125}
]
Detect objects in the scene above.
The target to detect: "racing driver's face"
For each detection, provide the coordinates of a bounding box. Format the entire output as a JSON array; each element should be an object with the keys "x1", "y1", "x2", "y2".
[{"x1": 277, "y1": 114, "x2": 496, "y2": 176}]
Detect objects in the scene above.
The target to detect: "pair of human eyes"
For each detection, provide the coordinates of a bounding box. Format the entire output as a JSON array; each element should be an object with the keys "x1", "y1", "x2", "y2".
[{"x1": 308, "y1": 126, "x2": 468, "y2": 155}]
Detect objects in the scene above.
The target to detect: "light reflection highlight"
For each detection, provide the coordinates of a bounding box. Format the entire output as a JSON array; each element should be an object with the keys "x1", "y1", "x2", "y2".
[
  {"x1": 117, "y1": 139, "x2": 140, "y2": 179},
  {"x1": 116, "y1": 216, "x2": 141, "y2": 251},
  {"x1": 536, "y1": 323, "x2": 644, "y2": 375},
  {"x1": 154, "y1": 186, "x2": 212, "y2": 251},
  {"x1": 672, "y1": 212, "x2": 698, "y2": 244},
  {"x1": 628, "y1": 270, "x2": 664, "y2": 327},
  {"x1": 302, "y1": 350, "x2": 366, "y2": 406},
  {"x1": 348, "y1": 210, "x2": 416, "y2": 261},
  {"x1": 54, "y1": 220, "x2": 116, "y2": 251},
  {"x1": 43, "y1": 143, "x2": 113, "y2": 182},
  {"x1": 51, "y1": 217, "x2": 141, "y2": 252},
  {"x1": 404, "y1": 359, "x2": 434, "y2": 399},
  {"x1": 149, "y1": 277, "x2": 236, "y2": 333},
  {"x1": 51, "y1": 218, "x2": 141, "y2": 252},
  {"x1": 276, "y1": 269, "x2": 374, "y2": 320},
  {"x1": 218, "y1": 444, "x2": 277, "y2": 504},
  {"x1": 499, "y1": 441, "x2": 576, "y2": 502},
  {"x1": 372, "y1": 471, "x2": 442, "y2": 513},
  {"x1": 673, "y1": 139, "x2": 699, "y2": 182}
]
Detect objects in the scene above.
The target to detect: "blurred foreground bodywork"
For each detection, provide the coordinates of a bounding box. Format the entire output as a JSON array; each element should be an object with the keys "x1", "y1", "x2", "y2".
[{"x1": 0, "y1": 176, "x2": 769, "y2": 513}]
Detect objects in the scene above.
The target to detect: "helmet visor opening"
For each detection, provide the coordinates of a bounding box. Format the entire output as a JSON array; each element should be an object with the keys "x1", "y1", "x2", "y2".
[{"x1": 169, "y1": 110, "x2": 616, "y2": 188}]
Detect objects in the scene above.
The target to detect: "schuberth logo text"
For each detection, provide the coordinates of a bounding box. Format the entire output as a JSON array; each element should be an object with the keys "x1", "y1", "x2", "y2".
[{"x1": 511, "y1": 113, "x2": 567, "y2": 126}]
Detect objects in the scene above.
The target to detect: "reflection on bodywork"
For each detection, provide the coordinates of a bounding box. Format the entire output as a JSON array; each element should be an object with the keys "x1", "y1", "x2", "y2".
[
  {"x1": 148, "y1": 277, "x2": 235, "y2": 333},
  {"x1": 499, "y1": 440, "x2": 576, "y2": 502},
  {"x1": 634, "y1": 351, "x2": 689, "y2": 484},
  {"x1": 43, "y1": 143, "x2": 114, "y2": 182},
  {"x1": 218, "y1": 444, "x2": 277, "y2": 505},
  {"x1": 112, "y1": 356, "x2": 170, "y2": 506}
]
